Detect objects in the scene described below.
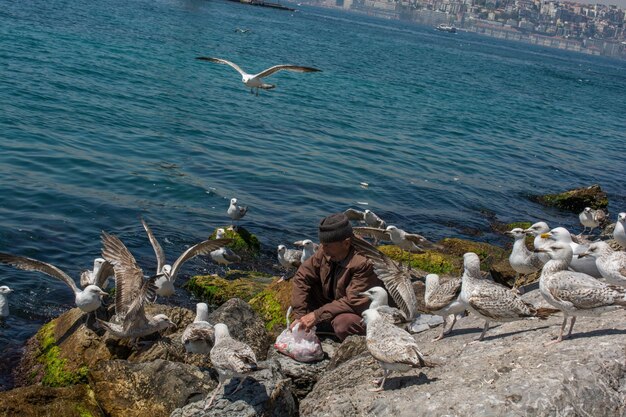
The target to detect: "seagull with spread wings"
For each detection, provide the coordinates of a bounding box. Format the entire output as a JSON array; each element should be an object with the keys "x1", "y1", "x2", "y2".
[
  {"x1": 141, "y1": 218, "x2": 232, "y2": 297},
  {"x1": 98, "y1": 231, "x2": 175, "y2": 341},
  {"x1": 0, "y1": 253, "x2": 108, "y2": 314},
  {"x1": 351, "y1": 237, "x2": 418, "y2": 322},
  {"x1": 196, "y1": 57, "x2": 321, "y2": 96}
]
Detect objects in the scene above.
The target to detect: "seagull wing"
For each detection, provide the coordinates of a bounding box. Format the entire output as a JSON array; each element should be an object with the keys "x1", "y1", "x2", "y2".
[
  {"x1": 80, "y1": 270, "x2": 93, "y2": 287},
  {"x1": 344, "y1": 208, "x2": 365, "y2": 221},
  {"x1": 467, "y1": 286, "x2": 536, "y2": 320},
  {"x1": 285, "y1": 249, "x2": 302, "y2": 267},
  {"x1": 169, "y1": 238, "x2": 233, "y2": 280},
  {"x1": 0, "y1": 253, "x2": 79, "y2": 294},
  {"x1": 353, "y1": 227, "x2": 390, "y2": 242},
  {"x1": 122, "y1": 273, "x2": 159, "y2": 331},
  {"x1": 351, "y1": 238, "x2": 418, "y2": 320},
  {"x1": 101, "y1": 231, "x2": 145, "y2": 319},
  {"x1": 254, "y1": 64, "x2": 321, "y2": 79},
  {"x1": 196, "y1": 57, "x2": 246, "y2": 76},
  {"x1": 367, "y1": 321, "x2": 425, "y2": 366},
  {"x1": 403, "y1": 232, "x2": 441, "y2": 250},
  {"x1": 141, "y1": 218, "x2": 166, "y2": 274},
  {"x1": 94, "y1": 260, "x2": 115, "y2": 289},
  {"x1": 182, "y1": 322, "x2": 215, "y2": 344},
  {"x1": 426, "y1": 278, "x2": 462, "y2": 311}
]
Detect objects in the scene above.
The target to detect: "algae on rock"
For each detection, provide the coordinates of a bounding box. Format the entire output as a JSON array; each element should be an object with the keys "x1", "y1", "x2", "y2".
[
  {"x1": 249, "y1": 280, "x2": 292, "y2": 334},
  {"x1": 209, "y1": 226, "x2": 261, "y2": 256},
  {"x1": 184, "y1": 272, "x2": 270, "y2": 305}
]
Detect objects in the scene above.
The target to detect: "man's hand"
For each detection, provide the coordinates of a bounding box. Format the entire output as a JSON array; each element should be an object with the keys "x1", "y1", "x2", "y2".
[{"x1": 291, "y1": 312, "x2": 316, "y2": 331}]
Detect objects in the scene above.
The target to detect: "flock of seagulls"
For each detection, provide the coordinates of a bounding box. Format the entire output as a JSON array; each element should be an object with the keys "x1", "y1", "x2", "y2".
[{"x1": 1, "y1": 199, "x2": 626, "y2": 399}]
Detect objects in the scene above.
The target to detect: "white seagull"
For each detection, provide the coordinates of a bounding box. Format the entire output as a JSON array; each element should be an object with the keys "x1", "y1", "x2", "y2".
[
  {"x1": 579, "y1": 241, "x2": 626, "y2": 287},
  {"x1": 424, "y1": 273, "x2": 465, "y2": 341},
  {"x1": 142, "y1": 218, "x2": 231, "y2": 297},
  {"x1": 196, "y1": 57, "x2": 321, "y2": 96},
  {"x1": 0, "y1": 253, "x2": 108, "y2": 314},
  {"x1": 80, "y1": 257, "x2": 114, "y2": 289},
  {"x1": 614, "y1": 212, "x2": 626, "y2": 249},
  {"x1": 294, "y1": 239, "x2": 318, "y2": 264},
  {"x1": 276, "y1": 244, "x2": 302, "y2": 282},
  {"x1": 505, "y1": 228, "x2": 546, "y2": 284},
  {"x1": 0, "y1": 286, "x2": 13, "y2": 318},
  {"x1": 541, "y1": 227, "x2": 602, "y2": 278},
  {"x1": 210, "y1": 228, "x2": 241, "y2": 267},
  {"x1": 579, "y1": 207, "x2": 606, "y2": 235},
  {"x1": 227, "y1": 198, "x2": 247, "y2": 227}
]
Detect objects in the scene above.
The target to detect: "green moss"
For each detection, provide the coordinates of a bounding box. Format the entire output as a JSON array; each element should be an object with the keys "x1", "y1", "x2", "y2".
[
  {"x1": 209, "y1": 226, "x2": 261, "y2": 256},
  {"x1": 249, "y1": 290, "x2": 285, "y2": 332},
  {"x1": 75, "y1": 405, "x2": 95, "y2": 417},
  {"x1": 436, "y1": 238, "x2": 506, "y2": 270},
  {"x1": 36, "y1": 321, "x2": 88, "y2": 387},
  {"x1": 378, "y1": 246, "x2": 460, "y2": 274},
  {"x1": 185, "y1": 274, "x2": 267, "y2": 304},
  {"x1": 535, "y1": 184, "x2": 608, "y2": 212}
]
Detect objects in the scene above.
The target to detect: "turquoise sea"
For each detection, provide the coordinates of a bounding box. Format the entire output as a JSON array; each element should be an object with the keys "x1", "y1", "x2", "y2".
[{"x1": 1, "y1": 0, "x2": 625, "y2": 388}]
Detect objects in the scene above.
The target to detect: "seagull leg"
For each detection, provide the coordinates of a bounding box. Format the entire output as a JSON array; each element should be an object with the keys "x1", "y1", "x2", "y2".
[
  {"x1": 204, "y1": 381, "x2": 223, "y2": 410},
  {"x1": 545, "y1": 316, "x2": 568, "y2": 346},
  {"x1": 432, "y1": 315, "x2": 447, "y2": 342},
  {"x1": 444, "y1": 313, "x2": 457, "y2": 335},
  {"x1": 565, "y1": 316, "x2": 576, "y2": 339},
  {"x1": 230, "y1": 376, "x2": 247, "y2": 395},
  {"x1": 368, "y1": 369, "x2": 389, "y2": 392},
  {"x1": 470, "y1": 321, "x2": 490, "y2": 343}
]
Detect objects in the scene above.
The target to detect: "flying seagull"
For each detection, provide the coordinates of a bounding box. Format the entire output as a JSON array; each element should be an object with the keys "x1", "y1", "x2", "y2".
[
  {"x1": 0, "y1": 253, "x2": 108, "y2": 314},
  {"x1": 141, "y1": 218, "x2": 232, "y2": 297},
  {"x1": 99, "y1": 231, "x2": 175, "y2": 341},
  {"x1": 0, "y1": 286, "x2": 13, "y2": 318},
  {"x1": 196, "y1": 57, "x2": 321, "y2": 96},
  {"x1": 344, "y1": 208, "x2": 387, "y2": 229}
]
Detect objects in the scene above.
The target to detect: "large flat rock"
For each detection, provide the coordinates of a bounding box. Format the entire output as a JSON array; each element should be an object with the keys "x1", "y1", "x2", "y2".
[{"x1": 300, "y1": 290, "x2": 626, "y2": 417}]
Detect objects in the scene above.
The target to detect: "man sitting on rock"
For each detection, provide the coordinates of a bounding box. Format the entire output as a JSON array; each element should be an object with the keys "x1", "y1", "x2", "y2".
[{"x1": 290, "y1": 213, "x2": 383, "y2": 341}]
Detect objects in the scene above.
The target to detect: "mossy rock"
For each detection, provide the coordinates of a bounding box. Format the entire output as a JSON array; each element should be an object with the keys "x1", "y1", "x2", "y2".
[
  {"x1": 436, "y1": 238, "x2": 507, "y2": 271},
  {"x1": 378, "y1": 245, "x2": 460, "y2": 274},
  {"x1": 209, "y1": 226, "x2": 261, "y2": 256},
  {"x1": 491, "y1": 221, "x2": 532, "y2": 234},
  {"x1": 34, "y1": 321, "x2": 89, "y2": 387},
  {"x1": 0, "y1": 384, "x2": 104, "y2": 417},
  {"x1": 249, "y1": 280, "x2": 292, "y2": 334},
  {"x1": 185, "y1": 273, "x2": 270, "y2": 305},
  {"x1": 533, "y1": 184, "x2": 608, "y2": 212}
]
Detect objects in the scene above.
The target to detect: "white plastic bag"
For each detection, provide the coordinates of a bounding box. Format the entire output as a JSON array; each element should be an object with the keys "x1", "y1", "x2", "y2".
[{"x1": 274, "y1": 307, "x2": 324, "y2": 363}]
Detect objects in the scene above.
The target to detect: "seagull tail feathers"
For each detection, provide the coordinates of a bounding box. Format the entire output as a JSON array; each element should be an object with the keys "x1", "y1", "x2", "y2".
[{"x1": 534, "y1": 307, "x2": 561, "y2": 319}]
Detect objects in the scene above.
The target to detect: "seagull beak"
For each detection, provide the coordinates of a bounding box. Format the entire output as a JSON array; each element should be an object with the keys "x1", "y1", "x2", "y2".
[
  {"x1": 577, "y1": 251, "x2": 589, "y2": 258},
  {"x1": 540, "y1": 233, "x2": 551, "y2": 239},
  {"x1": 504, "y1": 231, "x2": 513, "y2": 236},
  {"x1": 99, "y1": 289, "x2": 109, "y2": 297},
  {"x1": 358, "y1": 292, "x2": 370, "y2": 298},
  {"x1": 294, "y1": 240, "x2": 304, "y2": 246},
  {"x1": 533, "y1": 248, "x2": 548, "y2": 253}
]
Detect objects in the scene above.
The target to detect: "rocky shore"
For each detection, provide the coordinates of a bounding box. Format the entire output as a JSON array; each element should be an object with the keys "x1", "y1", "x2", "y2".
[{"x1": 1, "y1": 184, "x2": 624, "y2": 417}]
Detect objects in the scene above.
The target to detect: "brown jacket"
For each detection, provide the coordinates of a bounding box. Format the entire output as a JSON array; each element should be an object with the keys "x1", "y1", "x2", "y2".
[{"x1": 291, "y1": 246, "x2": 383, "y2": 324}]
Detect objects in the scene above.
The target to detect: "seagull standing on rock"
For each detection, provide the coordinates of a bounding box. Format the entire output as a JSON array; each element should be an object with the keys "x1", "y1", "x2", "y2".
[
  {"x1": 210, "y1": 228, "x2": 241, "y2": 267},
  {"x1": 0, "y1": 253, "x2": 108, "y2": 315},
  {"x1": 424, "y1": 273, "x2": 465, "y2": 341},
  {"x1": 182, "y1": 303, "x2": 215, "y2": 354},
  {"x1": 276, "y1": 244, "x2": 302, "y2": 282},
  {"x1": 196, "y1": 57, "x2": 321, "y2": 96},
  {"x1": 359, "y1": 286, "x2": 407, "y2": 325},
  {"x1": 535, "y1": 241, "x2": 626, "y2": 345},
  {"x1": 614, "y1": 212, "x2": 626, "y2": 249},
  {"x1": 506, "y1": 228, "x2": 546, "y2": 285},
  {"x1": 361, "y1": 308, "x2": 436, "y2": 392},
  {"x1": 579, "y1": 207, "x2": 606, "y2": 235},
  {"x1": 459, "y1": 252, "x2": 557, "y2": 342},
  {"x1": 227, "y1": 198, "x2": 247, "y2": 228},
  {"x1": 0, "y1": 286, "x2": 13, "y2": 318},
  {"x1": 541, "y1": 227, "x2": 601, "y2": 278},
  {"x1": 204, "y1": 323, "x2": 258, "y2": 409}
]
